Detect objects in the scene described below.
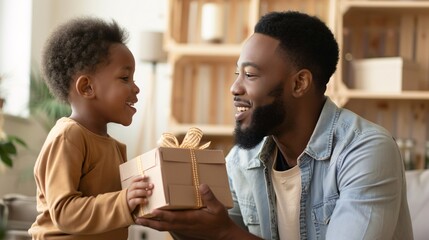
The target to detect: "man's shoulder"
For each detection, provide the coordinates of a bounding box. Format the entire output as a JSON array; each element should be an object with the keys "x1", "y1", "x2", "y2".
[
  {"x1": 336, "y1": 107, "x2": 392, "y2": 137},
  {"x1": 323, "y1": 97, "x2": 390, "y2": 137}
]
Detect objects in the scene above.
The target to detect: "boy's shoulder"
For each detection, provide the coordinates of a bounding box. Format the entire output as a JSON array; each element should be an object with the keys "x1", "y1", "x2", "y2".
[
  {"x1": 46, "y1": 117, "x2": 122, "y2": 148},
  {"x1": 44, "y1": 117, "x2": 85, "y2": 143}
]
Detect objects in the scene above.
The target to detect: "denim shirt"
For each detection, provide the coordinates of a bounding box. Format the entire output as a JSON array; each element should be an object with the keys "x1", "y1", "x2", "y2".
[{"x1": 226, "y1": 97, "x2": 413, "y2": 240}]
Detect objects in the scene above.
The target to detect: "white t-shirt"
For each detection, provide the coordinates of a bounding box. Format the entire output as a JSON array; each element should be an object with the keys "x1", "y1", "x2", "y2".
[{"x1": 272, "y1": 149, "x2": 302, "y2": 240}]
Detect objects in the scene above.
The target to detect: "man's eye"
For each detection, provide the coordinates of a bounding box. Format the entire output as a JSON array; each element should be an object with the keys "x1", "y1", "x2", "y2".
[
  {"x1": 121, "y1": 77, "x2": 129, "y2": 81},
  {"x1": 234, "y1": 71, "x2": 256, "y2": 78}
]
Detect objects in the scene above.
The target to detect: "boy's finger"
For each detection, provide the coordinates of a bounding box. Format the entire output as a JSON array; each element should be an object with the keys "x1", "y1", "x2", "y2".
[{"x1": 132, "y1": 175, "x2": 148, "y2": 182}]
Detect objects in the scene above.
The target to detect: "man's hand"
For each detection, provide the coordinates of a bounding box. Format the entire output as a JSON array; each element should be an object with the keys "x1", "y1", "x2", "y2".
[{"x1": 135, "y1": 184, "x2": 259, "y2": 240}]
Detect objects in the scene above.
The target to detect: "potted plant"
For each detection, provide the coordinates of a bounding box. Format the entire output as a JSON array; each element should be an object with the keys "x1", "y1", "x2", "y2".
[
  {"x1": 0, "y1": 74, "x2": 27, "y2": 168},
  {"x1": 0, "y1": 135, "x2": 27, "y2": 168}
]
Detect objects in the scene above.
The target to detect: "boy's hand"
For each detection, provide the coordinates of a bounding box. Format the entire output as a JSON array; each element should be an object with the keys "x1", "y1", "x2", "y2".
[{"x1": 126, "y1": 176, "x2": 154, "y2": 214}]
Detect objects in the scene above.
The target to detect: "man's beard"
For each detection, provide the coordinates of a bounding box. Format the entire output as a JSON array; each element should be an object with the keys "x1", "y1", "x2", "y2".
[{"x1": 234, "y1": 97, "x2": 285, "y2": 149}]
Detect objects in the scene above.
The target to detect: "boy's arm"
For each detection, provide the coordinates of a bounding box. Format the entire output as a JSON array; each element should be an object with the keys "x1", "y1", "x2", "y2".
[{"x1": 36, "y1": 136, "x2": 134, "y2": 234}]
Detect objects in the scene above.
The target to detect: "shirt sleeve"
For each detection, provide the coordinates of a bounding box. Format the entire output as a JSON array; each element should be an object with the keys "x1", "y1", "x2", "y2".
[
  {"x1": 326, "y1": 133, "x2": 405, "y2": 239},
  {"x1": 35, "y1": 132, "x2": 135, "y2": 234}
]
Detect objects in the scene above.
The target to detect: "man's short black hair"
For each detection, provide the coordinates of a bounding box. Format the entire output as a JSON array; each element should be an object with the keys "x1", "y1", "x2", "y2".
[
  {"x1": 255, "y1": 11, "x2": 339, "y2": 92},
  {"x1": 41, "y1": 17, "x2": 128, "y2": 103}
]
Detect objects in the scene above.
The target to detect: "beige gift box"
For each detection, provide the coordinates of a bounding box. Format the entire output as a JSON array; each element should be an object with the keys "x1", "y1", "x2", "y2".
[{"x1": 119, "y1": 146, "x2": 233, "y2": 218}]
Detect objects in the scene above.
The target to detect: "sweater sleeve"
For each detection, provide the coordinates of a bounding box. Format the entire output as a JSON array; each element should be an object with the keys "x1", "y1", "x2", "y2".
[{"x1": 34, "y1": 128, "x2": 135, "y2": 234}]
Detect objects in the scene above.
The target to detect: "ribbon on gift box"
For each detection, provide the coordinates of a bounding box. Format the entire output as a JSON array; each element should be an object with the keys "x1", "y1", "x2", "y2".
[
  {"x1": 135, "y1": 158, "x2": 150, "y2": 216},
  {"x1": 157, "y1": 127, "x2": 211, "y2": 208},
  {"x1": 157, "y1": 127, "x2": 211, "y2": 149}
]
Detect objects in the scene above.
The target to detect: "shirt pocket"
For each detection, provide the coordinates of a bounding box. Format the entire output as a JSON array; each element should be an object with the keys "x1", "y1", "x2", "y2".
[
  {"x1": 312, "y1": 196, "x2": 338, "y2": 225},
  {"x1": 239, "y1": 198, "x2": 262, "y2": 237},
  {"x1": 238, "y1": 197, "x2": 260, "y2": 226}
]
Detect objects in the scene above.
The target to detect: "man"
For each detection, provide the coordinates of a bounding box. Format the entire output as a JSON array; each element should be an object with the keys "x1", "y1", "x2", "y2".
[{"x1": 137, "y1": 11, "x2": 413, "y2": 239}]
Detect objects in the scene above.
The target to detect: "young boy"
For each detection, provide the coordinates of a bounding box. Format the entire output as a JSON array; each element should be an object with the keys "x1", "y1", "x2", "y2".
[{"x1": 29, "y1": 17, "x2": 153, "y2": 240}]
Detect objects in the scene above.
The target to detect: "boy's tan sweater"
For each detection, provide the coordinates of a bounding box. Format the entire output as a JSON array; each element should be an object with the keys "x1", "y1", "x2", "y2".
[{"x1": 29, "y1": 118, "x2": 135, "y2": 239}]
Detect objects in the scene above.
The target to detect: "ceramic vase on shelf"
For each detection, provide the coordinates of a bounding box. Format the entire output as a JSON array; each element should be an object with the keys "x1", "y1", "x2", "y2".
[{"x1": 201, "y1": 2, "x2": 224, "y2": 43}]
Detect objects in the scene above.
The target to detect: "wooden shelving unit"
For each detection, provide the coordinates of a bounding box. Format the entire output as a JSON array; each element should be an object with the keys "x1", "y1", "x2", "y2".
[
  {"x1": 334, "y1": 0, "x2": 429, "y2": 169},
  {"x1": 165, "y1": 0, "x2": 429, "y2": 168},
  {"x1": 165, "y1": 0, "x2": 259, "y2": 152},
  {"x1": 165, "y1": 0, "x2": 336, "y2": 153}
]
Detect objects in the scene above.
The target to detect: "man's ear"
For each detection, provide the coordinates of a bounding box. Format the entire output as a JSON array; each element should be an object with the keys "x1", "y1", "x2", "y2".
[
  {"x1": 292, "y1": 69, "x2": 312, "y2": 97},
  {"x1": 75, "y1": 75, "x2": 95, "y2": 98}
]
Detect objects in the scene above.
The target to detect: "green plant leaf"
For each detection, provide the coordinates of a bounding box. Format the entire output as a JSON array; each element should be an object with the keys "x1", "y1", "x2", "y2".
[
  {"x1": 8, "y1": 135, "x2": 27, "y2": 147},
  {"x1": 0, "y1": 145, "x2": 13, "y2": 167},
  {"x1": 0, "y1": 136, "x2": 25, "y2": 168},
  {"x1": 0, "y1": 141, "x2": 17, "y2": 154}
]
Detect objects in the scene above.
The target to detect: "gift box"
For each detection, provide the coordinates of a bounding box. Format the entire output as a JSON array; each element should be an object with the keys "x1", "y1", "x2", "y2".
[{"x1": 119, "y1": 128, "x2": 233, "y2": 218}]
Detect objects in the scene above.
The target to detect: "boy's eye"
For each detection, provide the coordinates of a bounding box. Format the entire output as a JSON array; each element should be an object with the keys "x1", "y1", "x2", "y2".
[{"x1": 245, "y1": 73, "x2": 256, "y2": 78}]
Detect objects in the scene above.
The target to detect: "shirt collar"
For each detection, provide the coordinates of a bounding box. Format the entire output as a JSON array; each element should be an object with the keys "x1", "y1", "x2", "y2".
[
  {"x1": 257, "y1": 97, "x2": 339, "y2": 163},
  {"x1": 304, "y1": 97, "x2": 339, "y2": 161}
]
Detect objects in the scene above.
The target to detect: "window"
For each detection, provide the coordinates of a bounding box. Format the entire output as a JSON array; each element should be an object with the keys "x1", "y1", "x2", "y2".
[{"x1": 0, "y1": 0, "x2": 32, "y2": 117}]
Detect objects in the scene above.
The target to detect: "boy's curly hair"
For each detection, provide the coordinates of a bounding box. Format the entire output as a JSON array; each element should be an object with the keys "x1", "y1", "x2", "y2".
[
  {"x1": 255, "y1": 11, "x2": 339, "y2": 92},
  {"x1": 41, "y1": 17, "x2": 129, "y2": 103}
]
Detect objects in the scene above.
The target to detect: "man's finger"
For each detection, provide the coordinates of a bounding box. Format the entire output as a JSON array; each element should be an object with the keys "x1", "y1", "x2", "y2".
[
  {"x1": 136, "y1": 217, "x2": 168, "y2": 231},
  {"x1": 199, "y1": 183, "x2": 221, "y2": 211}
]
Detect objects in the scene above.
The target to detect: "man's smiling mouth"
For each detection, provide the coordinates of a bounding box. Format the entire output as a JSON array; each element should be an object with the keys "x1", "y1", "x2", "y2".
[{"x1": 237, "y1": 107, "x2": 249, "y2": 112}]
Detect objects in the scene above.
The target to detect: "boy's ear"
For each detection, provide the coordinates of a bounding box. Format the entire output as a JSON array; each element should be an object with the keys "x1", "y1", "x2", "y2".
[
  {"x1": 75, "y1": 75, "x2": 95, "y2": 98},
  {"x1": 292, "y1": 69, "x2": 312, "y2": 97}
]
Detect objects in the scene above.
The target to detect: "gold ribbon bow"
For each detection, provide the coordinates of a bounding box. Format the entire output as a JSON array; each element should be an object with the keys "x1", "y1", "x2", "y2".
[
  {"x1": 157, "y1": 127, "x2": 211, "y2": 149},
  {"x1": 157, "y1": 127, "x2": 210, "y2": 208}
]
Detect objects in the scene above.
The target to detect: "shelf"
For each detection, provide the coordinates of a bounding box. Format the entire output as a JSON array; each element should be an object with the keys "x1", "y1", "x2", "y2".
[
  {"x1": 167, "y1": 43, "x2": 243, "y2": 58},
  {"x1": 338, "y1": 89, "x2": 429, "y2": 100},
  {"x1": 165, "y1": 0, "x2": 429, "y2": 159},
  {"x1": 259, "y1": 0, "x2": 333, "y2": 24},
  {"x1": 339, "y1": 0, "x2": 429, "y2": 106},
  {"x1": 170, "y1": 57, "x2": 236, "y2": 128},
  {"x1": 342, "y1": 0, "x2": 429, "y2": 13},
  {"x1": 166, "y1": 0, "x2": 255, "y2": 45},
  {"x1": 168, "y1": 121, "x2": 234, "y2": 137},
  {"x1": 332, "y1": 81, "x2": 429, "y2": 106},
  {"x1": 167, "y1": 120, "x2": 235, "y2": 152}
]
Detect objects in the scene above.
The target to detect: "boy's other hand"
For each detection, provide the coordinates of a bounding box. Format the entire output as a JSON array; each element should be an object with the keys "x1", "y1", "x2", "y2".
[{"x1": 126, "y1": 176, "x2": 154, "y2": 214}]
